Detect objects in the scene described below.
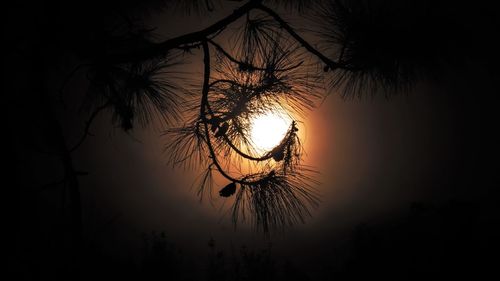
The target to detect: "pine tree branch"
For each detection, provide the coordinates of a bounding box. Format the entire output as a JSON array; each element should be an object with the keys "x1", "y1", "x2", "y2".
[
  {"x1": 200, "y1": 40, "x2": 240, "y2": 184},
  {"x1": 208, "y1": 39, "x2": 303, "y2": 72},
  {"x1": 108, "y1": 0, "x2": 263, "y2": 63},
  {"x1": 200, "y1": 40, "x2": 277, "y2": 185},
  {"x1": 256, "y1": 3, "x2": 355, "y2": 71},
  {"x1": 69, "y1": 101, "x2": 111, "y2": 153}
]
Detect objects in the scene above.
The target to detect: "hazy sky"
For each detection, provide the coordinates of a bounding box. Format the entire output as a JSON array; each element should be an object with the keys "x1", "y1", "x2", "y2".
[
  {"x1": 9, "y1": 1, "x2": 497, "y2": 275},
  {"x1": 69, "y1": 64, "x2": 464, "y2": 266}
]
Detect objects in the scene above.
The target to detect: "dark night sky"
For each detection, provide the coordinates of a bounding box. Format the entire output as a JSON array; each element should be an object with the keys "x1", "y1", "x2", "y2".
[{"x1": 6, "y1": 0, "x2": 500, "y2": 280}]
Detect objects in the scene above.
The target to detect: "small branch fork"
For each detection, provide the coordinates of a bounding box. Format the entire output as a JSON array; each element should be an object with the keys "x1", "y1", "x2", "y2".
[
  {"x1": 47, "y1": 0, "x2": 328, "y2": 233},
  {"x1": 70, "y1": 101, "x2": 111, "y2": 152},
  {"x1": 200, "y1": 40, "x2": 274, "y2": 186},
  {"x1": 186, "y1": 1, "x2": 332, "y2": 188},
  {"x1": 208, "y1": 39, "x2": 304, "y2": 72},
  {"x1": 105, "y1": 1, "x2": 349, "y2": 71},
  {"x1": 59, "y1": 0, "x2": 351, "y2": 159}
]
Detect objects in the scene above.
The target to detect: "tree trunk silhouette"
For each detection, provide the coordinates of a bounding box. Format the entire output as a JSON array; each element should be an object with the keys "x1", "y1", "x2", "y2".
[{"x1": 35, "y1": 55, "x2": 84, "y2": 277}]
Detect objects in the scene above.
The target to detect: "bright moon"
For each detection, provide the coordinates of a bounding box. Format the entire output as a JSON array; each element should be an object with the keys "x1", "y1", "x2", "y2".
[{"x1": 249, "y1": 111, "x2": 292, "y2": 152}]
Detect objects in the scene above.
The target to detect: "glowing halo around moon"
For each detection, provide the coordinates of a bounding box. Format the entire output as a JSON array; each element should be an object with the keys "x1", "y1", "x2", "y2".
[{"x1": 249, "y1": 110, "x2": 293, "y2": 152}]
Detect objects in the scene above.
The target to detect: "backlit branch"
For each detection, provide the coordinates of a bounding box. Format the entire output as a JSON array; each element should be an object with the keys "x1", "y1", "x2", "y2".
[
  {"x1": 191, "y1": 32, "x2": 319, "y2": 231},
  {"x1": 108, "y1": 0, "x2": 264, "y2": 63},
  {"x1": 77, "y1": 0, "x2": 342, "y2": 232}
]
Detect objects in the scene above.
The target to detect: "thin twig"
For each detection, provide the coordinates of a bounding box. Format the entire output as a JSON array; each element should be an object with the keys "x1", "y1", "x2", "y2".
[
  {"x1": 200, "y1": 40, "x2": 274, "y2": 186},
  {"x1": 208, "y1": 39, "x2": 303, "y2": 72},
  {"x1": 69, "y1": 101, "x2": 111, "y2": 152},
  {"x1": 256, "y1": 4, "x2": 355, "y2": 71},
  {"x1": 59, "y1": 63, "x2": 90, "y2": 107},
  {"x1": 108, "y1": 0, "x2": 263, "y2": 63}
]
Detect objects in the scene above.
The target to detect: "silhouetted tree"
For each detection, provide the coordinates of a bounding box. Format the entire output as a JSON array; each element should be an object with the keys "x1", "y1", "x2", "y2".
[
  {"x1": 141, "y1": 232, "x2": 184, "y2": 279},
  {"x1": 23, "y1": 0, "x2": 495, "y2": 249},
  {"x1": 60, "y1": 0, "x2": 341, "y2": 234},
  {"x1": 71, "y1": 0, "x2": 453, "y2": 234},
  {"x1": 206, "y1": 238, "x2": 276, "y2": 281},
  {"x1": 7, "y1": 0, "x2": 500, "y2": 280}
]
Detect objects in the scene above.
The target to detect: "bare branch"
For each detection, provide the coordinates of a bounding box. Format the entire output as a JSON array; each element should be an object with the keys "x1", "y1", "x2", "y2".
[{"x1": 70, "y1": 101, "x2": 111, "y2": 152}]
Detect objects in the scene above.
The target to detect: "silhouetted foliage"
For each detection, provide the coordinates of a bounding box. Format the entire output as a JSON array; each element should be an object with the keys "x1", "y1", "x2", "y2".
[
  {"x1": 141, "y1": 232, "x2": 185, "y2": 280},
  {"x1": 207, "y1": 238, "x2": 277, "y2": 281},
  {"x1": 37, "y1": 0, "x2": 499, "y2": 235},
  {"x1": 327, "y1": 200, "x2": 500, "y2": 280},
  {"x1": 7, "y1": 0, "x2": 500, "y2": 279}
]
